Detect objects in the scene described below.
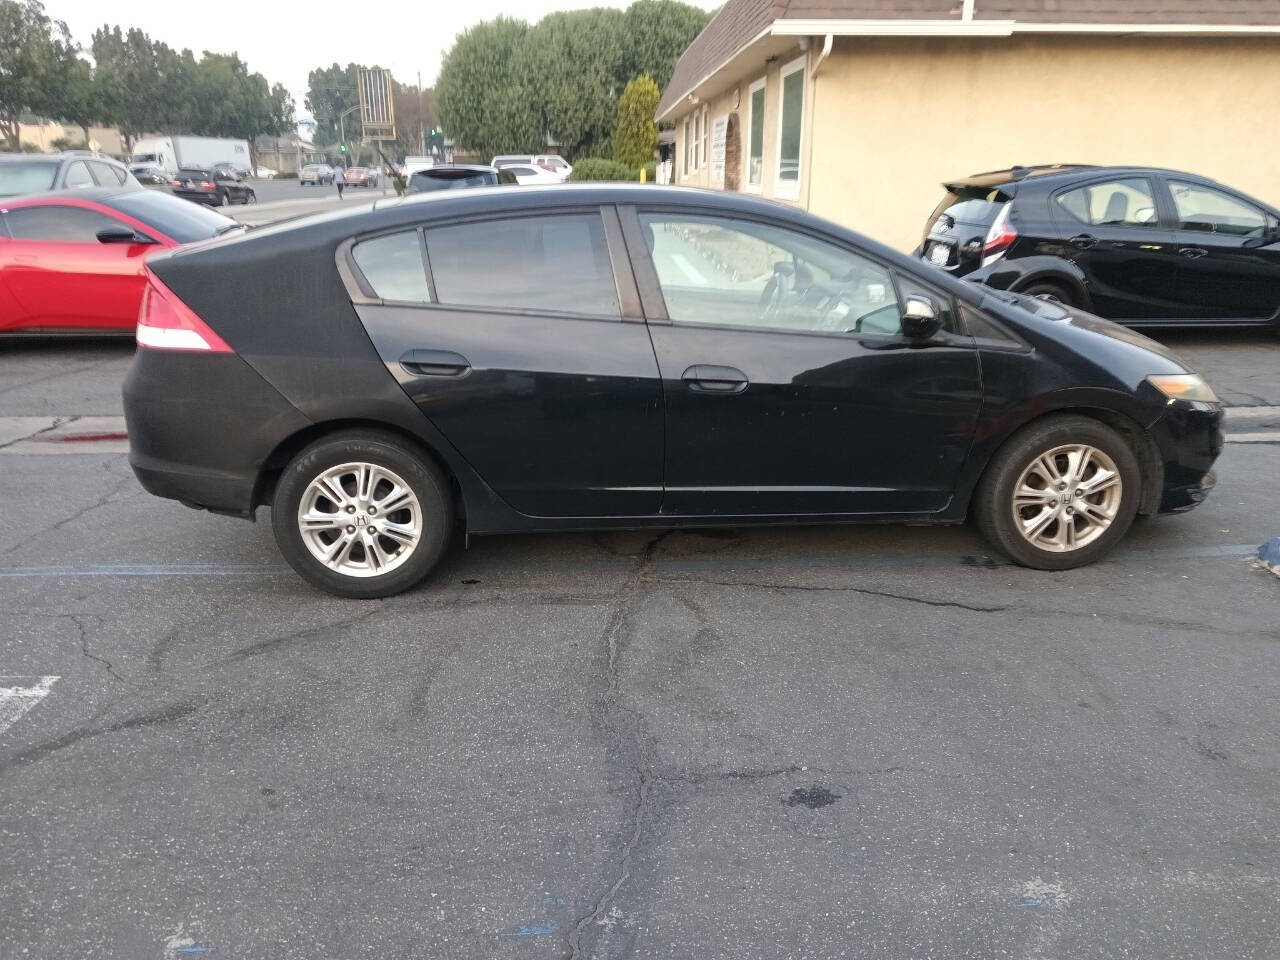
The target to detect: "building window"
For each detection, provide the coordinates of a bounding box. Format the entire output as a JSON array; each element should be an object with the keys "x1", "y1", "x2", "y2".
[
  {"x1": 693, "y1": 109, "x2": 702, "y2": 170},
  {"x1": 775, "y1": 55, "x2": 806, "y2": 200},
  {"x1": 747, "y1": 77, "x2": 765, "y2": 189},
  {"x1": 701, "y1": 106, "x2": 709, "y2": 171}
]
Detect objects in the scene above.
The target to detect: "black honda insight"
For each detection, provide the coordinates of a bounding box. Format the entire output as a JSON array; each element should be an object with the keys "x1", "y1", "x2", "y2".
[{"x1": 123, "y1": 185, "x2": 1223, "y2": 598}]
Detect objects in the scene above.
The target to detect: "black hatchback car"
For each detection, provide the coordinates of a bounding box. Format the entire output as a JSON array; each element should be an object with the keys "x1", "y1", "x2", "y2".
[
  {"x1": 170, "y1": 166, "x2": 256, "y2": 208},
  {"x1": 919, "y1": 165, "x2": 1280, "y2": 329},
  {"x1": 124, "y1": 185, "x2": 1223, "y2": 598}
]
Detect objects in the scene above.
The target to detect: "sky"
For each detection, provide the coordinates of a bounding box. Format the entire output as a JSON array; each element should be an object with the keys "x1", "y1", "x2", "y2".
[{"x1": 45, "y1": 0, "x2": 719, "y2": 123}]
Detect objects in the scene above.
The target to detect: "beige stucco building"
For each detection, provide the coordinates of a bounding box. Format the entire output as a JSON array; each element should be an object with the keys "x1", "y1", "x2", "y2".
[{"x1": 658, "y1": 0, "x2": 1280, "y2": 252}]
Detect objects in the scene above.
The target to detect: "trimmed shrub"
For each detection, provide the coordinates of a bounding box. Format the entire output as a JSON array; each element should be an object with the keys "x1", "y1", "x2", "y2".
[{"x1": 568, "y1": 157, "x2": 637, "y2": 182}]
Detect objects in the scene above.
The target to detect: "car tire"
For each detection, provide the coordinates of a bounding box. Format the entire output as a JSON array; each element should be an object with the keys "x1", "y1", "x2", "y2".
[
  {"x1": 973, "y1": 414, "x2": 1141, "y2": 571},
  {"x1": 246, "y1": 190, "x2": 256, "y2": 204},
  {"x1": 272, "y1": 430, "x2": 454, "y2": 599},
  {"x1": 1020, "y1": 281, "x2": 1075, "y2": 307},
  {"x1": 220, "y1": 191, "x2": 230, "y2": 208}
]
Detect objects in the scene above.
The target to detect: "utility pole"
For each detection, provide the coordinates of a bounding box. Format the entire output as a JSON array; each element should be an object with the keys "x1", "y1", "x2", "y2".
[{"x1": 418, "y1": 71, "x2": 425, "y2": 155}]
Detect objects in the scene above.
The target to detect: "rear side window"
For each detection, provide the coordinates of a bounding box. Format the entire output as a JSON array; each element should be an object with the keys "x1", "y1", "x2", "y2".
[
  {"x1": 352, "y1": 231, "x2": 432, "y2": 303},
  {"x1": 425, "y1": 214, "x2": 618, "y2": 317},
  {"x1": 1055, "y1": 178, "x2": 1158, "y2": 227},
  {"x1": 0, "y1": 160, "x2": 58, "y2": 196},
  {"x1": 64, "y1": 161, "x2": 93, "y2": 188},
  {"x1": 929, "y1": 187, "x2": 1009, "y2": 226},
  {"x1": 4, "y1": 205, "x2": 122, "y2": 242}
]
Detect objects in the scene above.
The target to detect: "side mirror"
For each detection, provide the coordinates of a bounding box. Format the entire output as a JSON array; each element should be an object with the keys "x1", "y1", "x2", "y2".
[
  {"x1": 902, "y1": 295, "x2": 942, "y2": 340},
  {"x1": 96, "y1": 225, "x2": 153, "y2": 245}
]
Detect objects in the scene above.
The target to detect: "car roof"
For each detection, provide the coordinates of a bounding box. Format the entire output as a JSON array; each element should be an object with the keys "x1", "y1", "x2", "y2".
[
  {"x1": 947, "y1": 163, "x2": 1241, "y2": 192},
  {"x1": 412, "y1": 164, "x2": 497, "y2": 175}
]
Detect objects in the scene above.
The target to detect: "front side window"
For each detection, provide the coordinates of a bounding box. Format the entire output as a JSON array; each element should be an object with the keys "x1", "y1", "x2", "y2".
[
  {"x1": 1169, "y1": 181, "x2": 1268, "y2": 237},
  {"x1": 64, "y1": 161, "x2": 93, "y2": 188},
  {"x1": 639, "y1": 214, "x2": 901, "y2": 336},
  {"x1": 776, "y1": 56, "x2": 805, "y2": 200},
  {"x1": 1056, "y1": 178, "x2": 1158, "y2": 228},
  {"x1": 426, "y1": 213, "x2": 618, "y2": 317},
  {"x1": 4, "y1": 205, "x2": 122, "y2": 242},
  {"x1": 352, "y1": 231, "x2": 431, "y2": 303},
  {"x1": 747, "y1": 79, "x2": 765, "y2": 188}
]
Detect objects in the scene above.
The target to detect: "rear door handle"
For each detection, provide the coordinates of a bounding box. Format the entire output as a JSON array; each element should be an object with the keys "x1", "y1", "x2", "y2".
[
  {"x1": 1069, "y1": 234, "x2": 1098, "y2": 250},
  {"x1": 399, "y1": 349, "x2": 471, "y2": 377},
  {"x1": 682, "y1": 364, "x2": 748, "y2": 395},
  {"x1": 1179, "y1": 246, "x2": 1208, "y2": 259}
]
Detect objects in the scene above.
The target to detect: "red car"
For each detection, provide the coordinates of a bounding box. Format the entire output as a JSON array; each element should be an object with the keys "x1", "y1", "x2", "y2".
[{"x1": 0, "y1": 187, "x2": 240, "y2": 335}]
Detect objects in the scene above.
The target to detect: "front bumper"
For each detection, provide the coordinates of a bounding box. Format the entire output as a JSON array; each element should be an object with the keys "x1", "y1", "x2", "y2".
[
  {"x1": 124, "y1": 350, "x2": 310, "y2": 517},
  {"x1": 1149, "y1": 400, "x2": 1225, "y2": 513}
]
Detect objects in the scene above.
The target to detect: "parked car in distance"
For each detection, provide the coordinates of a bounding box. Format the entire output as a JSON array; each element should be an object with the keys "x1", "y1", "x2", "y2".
[
  {"x1": 920, "y1": 164, "x2": 1280, "y2": 329},
  {"x1": 170, "y1": 166, "x2": 256, "y2": 208},
  {"x1": 492, "y1": 154, "x2": 572, "y2": 180},
  {"x1": 131, "y1": 164, "x2": 173, "y2": 188},
  {"x1": 300, "y1": 163, "x2": 335, "y2": 186},
  {"x1": 344, "y1": 166, "x2": 380, "y2": 188},
  {"x1": 1, "y1": 152, "x2": 138, "y2": 198},
  {"x1": 255, "y1": 166, "x2": 278, "y2": 179},
  {"x1": 123, "y1": 184, "x2": 1223, "y2": 598},
  {"x1": 502, "y1": 164, "x2": 565, "y2": 186},
  {"x1": 406, "y1": 165, "x2": 517, "y2": 193},
  {"x1": 0, "y1": 187, "x2": 241, "y2": 335}
]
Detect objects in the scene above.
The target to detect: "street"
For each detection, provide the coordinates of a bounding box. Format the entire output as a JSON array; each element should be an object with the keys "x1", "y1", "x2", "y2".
[{"x1": 1, "y1": 331, "x2": 1278, "y2": 958}]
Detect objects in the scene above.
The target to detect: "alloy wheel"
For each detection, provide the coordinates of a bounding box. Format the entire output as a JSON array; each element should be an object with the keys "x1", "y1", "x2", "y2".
[
  {"x1": 297, "y1": 461, "x2": 422, "y2": 577},
  {"x1": 1010, "y1": 444, "x2": 1122, "y2": 553}
]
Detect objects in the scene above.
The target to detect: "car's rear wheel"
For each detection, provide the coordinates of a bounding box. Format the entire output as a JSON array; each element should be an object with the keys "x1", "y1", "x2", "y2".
[
  {"x1": 1020, "y1": 281, "x2": 1075, "y2": 307},
  {"x1": 220, "y1": 191, "x2": 230, "y2": 208},
  {"x1": 246, "y1": 190, "x2": 256, "y2": 204},
  {"x1": 271, "y1": 431, "x2": 453, "y2": 598},
  {"x1": 973, "y1": 415, "x2": 1141, "y2": 570}
]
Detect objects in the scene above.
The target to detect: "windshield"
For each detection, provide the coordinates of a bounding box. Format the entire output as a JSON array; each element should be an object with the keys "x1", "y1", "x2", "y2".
[
  {"x1": 132, "y1": 153, "x2": 159, "y2": 164},
  {"x1": 0, "y1": 161, "x2": 58, "y2": 197},
  {"x1": 103, "y1": 190, "x2": 240, "y2": 243},
  {"x1": 409, "y1": 171, "x2": 496, "y2": 192}
]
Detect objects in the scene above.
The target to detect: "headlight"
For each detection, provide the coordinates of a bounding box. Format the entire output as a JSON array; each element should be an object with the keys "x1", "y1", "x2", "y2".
[{"x1": 1147, "y1": 373, "x2": 1219, "y2": 404}]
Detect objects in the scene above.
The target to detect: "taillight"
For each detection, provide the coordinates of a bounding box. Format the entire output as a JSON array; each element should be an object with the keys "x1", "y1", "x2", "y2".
[
  {"x1": 982, "y1": 204, "x2": 1017, "y2": 265},
  {"x1": 200, "y1": 181, "x2": 215, "y2": 191},
  {"x1": 170, "y1": 179, "x2": 181, "y2": 188},
  {"x1": 136, "y1": 271, "x2": 233, "y2": 353}
]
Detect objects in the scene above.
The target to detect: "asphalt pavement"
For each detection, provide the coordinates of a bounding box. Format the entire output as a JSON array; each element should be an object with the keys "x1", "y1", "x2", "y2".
[{"x1": 1, "y1": 330, "x2": 1278, "y2": 959}]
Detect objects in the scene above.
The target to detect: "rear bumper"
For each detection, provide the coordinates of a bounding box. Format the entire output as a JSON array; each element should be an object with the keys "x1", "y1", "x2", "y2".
[
  {"x1": 123, "y1": 350, "x2": 310, "y2": 516},
  {"x1": 171, "y1": 189, "x2": 219, "y2": 205},
  {"x1": 1149, "y1": 400, "x2": 1225, "y2": 514}
]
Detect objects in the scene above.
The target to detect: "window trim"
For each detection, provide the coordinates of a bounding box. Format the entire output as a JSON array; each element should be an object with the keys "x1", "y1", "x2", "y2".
[
  {"x1": 773, "y1": 54, "x2": 807, "y2": 202},
  {"x1": 628, "y1": 206, "x2": 941, "y2": 343},
  {"x1": 745, "y1": 76, "x2": 766, "y2": 193}
]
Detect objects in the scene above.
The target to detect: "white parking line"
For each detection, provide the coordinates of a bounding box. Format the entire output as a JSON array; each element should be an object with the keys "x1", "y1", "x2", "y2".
[
  {"x1": 0, "y1": 676, "x2": 59, "y2": 735},
  {"x1": 1225, "y1": 432, "x2": 1280, "y2": 443}
]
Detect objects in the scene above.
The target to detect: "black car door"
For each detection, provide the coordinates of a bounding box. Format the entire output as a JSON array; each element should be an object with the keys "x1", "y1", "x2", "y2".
[
  {"x1": 1049, "y1": 175, "x2": 1184, "y2": 322},
  {"x1": 1162, "y1": 177, "x2": 1280, "y2": 323},
  {"x1": 622, "y1": 207, "x2": 981, "y2": 517},
  {"x1": 346, "y1": 206, "x2": 664, "y2": 518}
]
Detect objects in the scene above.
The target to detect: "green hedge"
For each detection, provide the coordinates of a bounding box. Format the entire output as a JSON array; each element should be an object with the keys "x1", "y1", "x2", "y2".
[{"x1": 568, "y1": 157, "x2": 654, "y2": 182}]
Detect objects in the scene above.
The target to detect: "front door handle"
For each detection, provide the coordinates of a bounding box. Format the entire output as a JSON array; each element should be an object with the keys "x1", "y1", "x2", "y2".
[
  {"x1": 399, "y1": 349, "x2": 471, "y2": 377},
  {"x1": 1179, "y1": 246, "x2": 1208, "y2": 259},
  {"x1": 1069, "y1": 234, "x2": 1098, "y2": 250},
  {"x1": 682, "y1": 364, "x2": 748, "y2": 395}
]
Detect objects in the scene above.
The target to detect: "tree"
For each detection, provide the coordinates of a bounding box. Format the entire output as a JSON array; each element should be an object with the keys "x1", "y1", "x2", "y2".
[
  {"x1": 391, "y1": 79, "x2": 433, "y2": 157},
  {"x1": 48, "y1": 46, "x2": 99, "y2": 147},
  {"x1": 305, "y1": 62, "x2": 359, "y2": 145},
  {"x1": 0, "y1": 0, "x2": 68, "y2": 151},
  {"x1": 621, "y1": 0, "x2": 711, "y2": 92},
  {"x1": 516, "y1": 8, "x2": 624, "y2": 159},
  {"x1": 435, "y1": 17, "x2": 541, "y2": 158},
  {"x1": 91, "y1": 25, "x2": 161, "y2": 151},
  {"x1": 612, "y1": 74, "x2": 660, "y2": 168}
]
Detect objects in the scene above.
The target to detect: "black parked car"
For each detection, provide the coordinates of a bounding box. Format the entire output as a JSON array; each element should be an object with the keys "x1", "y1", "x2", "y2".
[
  {"x1": 124, "y1": 185, "x2": 1223, "y2": 598},
  {"x1": 920, "y1": 164, "x2": 1280, "y2": 329},
  {"x1": 407, "y1": 164, "x2": 517, "y2": 193},
  {"x1": 0, "y1": 151, "x2": 138, "y2": 198},
  {"x1": 170, "y1": 166, "x2": 256, "y2": 208}
]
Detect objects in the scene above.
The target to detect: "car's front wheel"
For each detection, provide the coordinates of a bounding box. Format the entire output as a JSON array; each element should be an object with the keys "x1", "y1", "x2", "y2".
[
  {"x1": 271, "y1": 431, "x2": 453, "y2": 598},
  {"x1": 973, "y1": 415, "x2": 1141, "y2": 570}
]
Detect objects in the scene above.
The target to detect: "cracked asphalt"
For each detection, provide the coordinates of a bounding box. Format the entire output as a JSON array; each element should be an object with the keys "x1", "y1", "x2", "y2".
[{"x1": 1, "y1": 332, "x2": 1279, "y2": 959}]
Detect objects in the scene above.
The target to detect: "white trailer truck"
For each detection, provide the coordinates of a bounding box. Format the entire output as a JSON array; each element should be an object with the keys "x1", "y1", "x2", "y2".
[{"x1": 129, "y1": 136, "x2": 253, "y2": 177}]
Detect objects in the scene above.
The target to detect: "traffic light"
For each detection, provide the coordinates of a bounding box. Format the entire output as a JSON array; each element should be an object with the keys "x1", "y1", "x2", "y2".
[{"x1": 339, "y1": 143, "x2": 347, "y2": 154}]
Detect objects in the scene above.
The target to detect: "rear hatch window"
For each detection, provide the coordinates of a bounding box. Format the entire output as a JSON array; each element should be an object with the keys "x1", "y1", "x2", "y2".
[
  {"x1": 928, "y1": 186, "x2": 1011, "y2": 231},
  {"x1": 0, "y1": 160, "x2": 58, "y2": 197},
  {"x1": 409, "y1": 170, "x2": 497, "y2": 192}
]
